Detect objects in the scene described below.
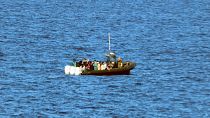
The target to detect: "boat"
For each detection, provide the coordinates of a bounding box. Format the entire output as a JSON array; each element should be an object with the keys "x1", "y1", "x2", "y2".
[{"x1": 64, "y1": 33, "x2": 136, "y2": 75}]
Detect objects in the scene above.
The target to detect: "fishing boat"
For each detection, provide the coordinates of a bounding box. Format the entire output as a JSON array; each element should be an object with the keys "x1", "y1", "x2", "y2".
[{"x1": 64, "y1": 33, "x2": 136, "y2": 75}]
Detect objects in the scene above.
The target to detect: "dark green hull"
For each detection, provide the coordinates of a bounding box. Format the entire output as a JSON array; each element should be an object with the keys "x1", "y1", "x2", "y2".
[{"x1": 81, "y1": 62, "x2": 136, "y2": 75}]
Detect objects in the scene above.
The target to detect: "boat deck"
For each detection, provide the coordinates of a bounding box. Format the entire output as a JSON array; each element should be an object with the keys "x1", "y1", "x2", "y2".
[{"x1": 81, "y1": 62, "x2": 136, "y2": 75}]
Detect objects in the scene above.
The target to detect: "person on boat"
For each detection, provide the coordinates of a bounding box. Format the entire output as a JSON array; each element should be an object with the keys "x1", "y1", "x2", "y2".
[
  {"x1": 107, "y1": 64, "x2": 111, "y2": 70},
  {"x1": 77, "y1": 61, "x2": 82, "y2": 67},
  {"x1": 80, "y1": 65, "x2": 85, "y2": 71},
  {"x1": 93, "y1": 60, "x2": 98, "y2": 70},
  {"x1": 82, "y1": 58, "x2": 88, "y2": 66},
  {"x1": 101, "y1": 62, "x2": 107, "y2": 70},
  {"x1": 98, "y1": 61, "x2": 101, "y2": 70},
  {"x1": 86, "y1": 61, "x2": 91, "y2": 70},
  {"x1": 117, "y1": 57, "x2": 123, "y2": 68},
  {"x1": 103, "y1": 62, "x2": 107, "y2": 70},
  {"x1": 107, "y1": 62, "x2": 114, "y2": 70},
  {"x1": 126, "y1": 62, "x2": 129, "y2": 66},
  {"x1": 90, "y1": 61, "x2": 94, "y2": 70},
  {"x1": 101, "y1": 62, "x2": 104, "y2": 70}
]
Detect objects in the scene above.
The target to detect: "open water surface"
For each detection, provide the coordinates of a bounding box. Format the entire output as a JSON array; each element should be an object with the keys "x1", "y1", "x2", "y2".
[{"x1": 0, "y1": 0, "x2": 210, "y2": 117}]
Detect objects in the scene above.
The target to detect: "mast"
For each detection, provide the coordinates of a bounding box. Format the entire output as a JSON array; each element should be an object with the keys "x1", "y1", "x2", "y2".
[{"x1": 106, "y1": 33, "x2": 116, "y2": 62}]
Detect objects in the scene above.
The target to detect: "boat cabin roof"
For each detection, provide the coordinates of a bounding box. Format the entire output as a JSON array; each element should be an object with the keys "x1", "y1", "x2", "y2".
[{"x1": 106, "y1": 52, "x2": 116, "y2": 62}]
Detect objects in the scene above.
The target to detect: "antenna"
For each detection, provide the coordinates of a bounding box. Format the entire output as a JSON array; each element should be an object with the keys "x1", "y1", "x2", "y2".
[{"x1": 108, "y1": 33, "x2": 111, "y2": 51}]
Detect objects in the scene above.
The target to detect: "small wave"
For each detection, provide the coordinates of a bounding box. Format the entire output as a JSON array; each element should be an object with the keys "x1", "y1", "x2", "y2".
[
  {"x1": 0, "y1": 51, "x2": 6, "y2": 62},
  {"x1": 0, "y1": 51, "x2": 5, "y2": 57}
]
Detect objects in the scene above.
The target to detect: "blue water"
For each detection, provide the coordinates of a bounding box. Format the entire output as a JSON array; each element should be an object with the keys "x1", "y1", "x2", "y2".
[{"x1": 0, "y1": 0, "x2": 210, "y2": 117}]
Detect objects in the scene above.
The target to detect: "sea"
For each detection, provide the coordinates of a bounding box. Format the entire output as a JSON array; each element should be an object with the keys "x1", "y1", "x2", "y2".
[{"x1": 0, "y1": 0, "x2": 210, "y2": 117}]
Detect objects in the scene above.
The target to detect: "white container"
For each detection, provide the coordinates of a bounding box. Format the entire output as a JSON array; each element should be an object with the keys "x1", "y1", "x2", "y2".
[
  {"x1": 64, "y1": 65, "x2": 71, "y2": 75},
  {"x1": 75, "y1": 67, "x2": 82, "y2": 75}
]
